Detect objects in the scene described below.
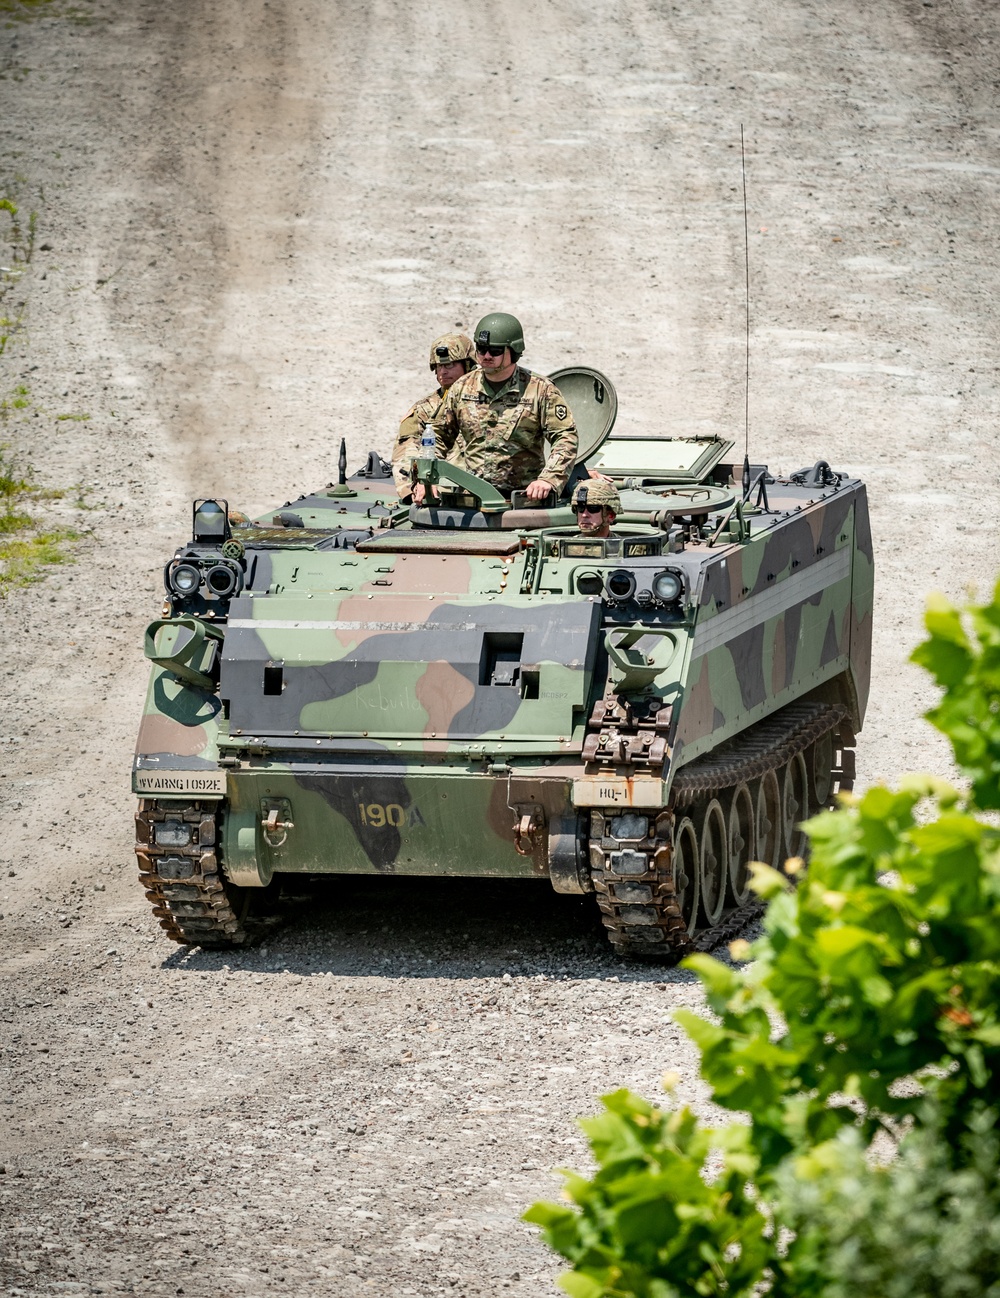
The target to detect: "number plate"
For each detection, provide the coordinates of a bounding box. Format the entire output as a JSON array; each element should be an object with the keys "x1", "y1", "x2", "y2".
[
  {"x1": 572, "y1": 776, "x2": 663, "y2": 808},
  {"x1": 133, "y1": 770, "x2": 227, "y2": 796}
]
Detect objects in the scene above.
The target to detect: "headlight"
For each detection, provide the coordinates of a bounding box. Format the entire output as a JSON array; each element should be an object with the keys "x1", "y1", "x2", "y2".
[
  {"x1": 576, "y1": 571, "x2": 603, "y2": 595},
  {"x1": 652, "y1": 570, "x2": 683, "y2": 603},
  {"x1": 169, "y1": 562, "x2": 202, "y2": 596},
  {"x1": 205, "y1": 562, "x2": 241, "y2": 598},
  {"x1": 606, "y1": 569, "x2": 636, "y2": 601}
]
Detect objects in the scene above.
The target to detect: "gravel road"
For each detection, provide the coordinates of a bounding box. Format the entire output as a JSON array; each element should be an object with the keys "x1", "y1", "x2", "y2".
[{"x1": 2, "y1": 0, "x2": 1000, "y2": 1294}]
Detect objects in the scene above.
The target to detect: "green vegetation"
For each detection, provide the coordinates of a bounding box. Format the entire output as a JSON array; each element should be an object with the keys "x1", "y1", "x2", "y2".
[
  {"x1": 0, "y1": 444, "x2": 75, "y2": 592},
  {"x1": 0, "y1": 0, "x2": 92, "y2": 26},
  {"x1": 0, "y1": 0, "x2": 55, "y2": 14},
  {"x1": 0, "y1": 155, "x2": 83, "y2": 590},
  {"x1": 527, "y1": 581, "x2": 1000, "y2": 1297}
]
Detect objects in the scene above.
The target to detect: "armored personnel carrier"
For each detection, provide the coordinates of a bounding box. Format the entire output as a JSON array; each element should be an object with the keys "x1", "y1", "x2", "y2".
[{"x1": 133, "y1": 368, "x2": 872, "y2": 961}]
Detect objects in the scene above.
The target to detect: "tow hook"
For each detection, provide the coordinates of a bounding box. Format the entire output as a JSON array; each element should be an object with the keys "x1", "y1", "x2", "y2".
[
  {"x1": 513, "y1": 805, "x2": 544, "y2": 856},
  {"x1": 261, "y1": 800, "x2": 295, "y2": 848}
]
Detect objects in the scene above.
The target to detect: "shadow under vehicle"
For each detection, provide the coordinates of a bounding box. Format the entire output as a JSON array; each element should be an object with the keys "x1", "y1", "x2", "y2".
[{"x1": 133, "y1": 367, "x2": 873, "y2": 961}]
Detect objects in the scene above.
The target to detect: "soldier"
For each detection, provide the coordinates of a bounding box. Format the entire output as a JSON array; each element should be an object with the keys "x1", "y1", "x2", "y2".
[
  {"x1": 572, "y1": 479, "x2": 619, "y2": 539},
  {"x1": 392, "y1": 332, "x2": 476, "y2": 502},
  {"x1": 414, "y1": 312, "x2": 578, "y2": 505}
]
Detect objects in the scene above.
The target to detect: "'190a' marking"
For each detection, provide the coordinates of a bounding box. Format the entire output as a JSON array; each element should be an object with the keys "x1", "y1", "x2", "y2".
[{"x1": 357, "y1": 802, "x2": 425, "y2": 829}]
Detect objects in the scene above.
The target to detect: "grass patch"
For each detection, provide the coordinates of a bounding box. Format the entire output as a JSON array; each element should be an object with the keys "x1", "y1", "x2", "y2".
[
  {"x1": 0, "y1": 443, "x2": 79, "y2": 592},
  {"x1": 0, "y1": 0, "x2": 92, "y2": 25},
  {"x1": 0, "y1": 507, "x2": 31, "y2": 532},
  {"x1": 55, "y1": 411, "x2": 89, "y2": 421},
  {"x1": 0, "y1": 446, "x2": 30, "y2": 499},
  {"x1": 0, "y1": 382, "x2": 31, "y2": 415},
  {"x1": 0, "y1": 0, "x2": 53, "y2": 17},
  {"x1": 0, "y1": 528, "x2": 77, "y2": 589}
]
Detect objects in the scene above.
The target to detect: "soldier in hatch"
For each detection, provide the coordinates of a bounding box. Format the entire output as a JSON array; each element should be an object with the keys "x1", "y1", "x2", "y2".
[
  {"x1": 392, "y1": 332, "x2": 476, "y2": 502},
  {"x1": 572, "y1": 479, "x2": 619, "y2": 539},
  {"x1": 413, "y1": 312, "x2": 578, "y2": 505}
]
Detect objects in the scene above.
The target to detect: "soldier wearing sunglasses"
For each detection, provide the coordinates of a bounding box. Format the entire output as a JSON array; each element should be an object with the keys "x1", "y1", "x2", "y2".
[
  {"x1": 572, "y1": 479, "x2": 620, "y2": 539},
  {"x1": 415, "y1": 312, "x2": 577, "y2": 505}
]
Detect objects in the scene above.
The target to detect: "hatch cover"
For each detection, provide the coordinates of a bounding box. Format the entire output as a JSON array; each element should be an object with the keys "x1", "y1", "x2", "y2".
[{"x1": 547, "y1": 366, "x2": 618, "y2": 463}]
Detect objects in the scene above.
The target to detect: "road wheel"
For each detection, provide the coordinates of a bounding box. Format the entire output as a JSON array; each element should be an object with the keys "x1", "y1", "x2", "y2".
[
  {"x1": 754, "y1": 769, "x2": 781, "y2": 869},
  {"x1": 782, "y1": 751, "x2": 809, "y2": 861},
  {"x1": 672, "y1": 815, "x2": 701, "y2": 935},
  {"x1": 808, "y1": 729, "x2": 835, "y2": 811},
  {"x1": 697, "y1": 798, "x2": 728, "y2": 927},
  {"x1": 725, "y1": 781, "x2": 755, "y2": 906}
]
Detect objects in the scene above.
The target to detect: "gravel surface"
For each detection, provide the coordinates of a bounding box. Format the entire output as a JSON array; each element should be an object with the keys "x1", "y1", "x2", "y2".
[{"x1": 2, "y1": 0, "x2": 1000, "y2": 1294}]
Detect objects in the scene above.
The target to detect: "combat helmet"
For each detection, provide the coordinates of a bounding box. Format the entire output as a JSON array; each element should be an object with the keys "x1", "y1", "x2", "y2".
[
  {"x1": 429, "y1": 333, "x2": 476, "y2": 371},
  {"x1": 474, "y1": 312, "x2": 525, "y2": 360},
  {"x1": 574, "y1": 478, "x2": 621, "y2": 515}
]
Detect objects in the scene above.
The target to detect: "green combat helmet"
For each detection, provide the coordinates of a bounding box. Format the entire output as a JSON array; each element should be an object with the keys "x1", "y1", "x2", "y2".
[
  {"x1": 574, "y1": 478, "x2": 621, "y2": 515},
  {"x1": 474, "y1": 312, "x2": 525, "y2": 360},
  {"x1": 429, "y1": 333, "x2": 475, "y2": 370}
]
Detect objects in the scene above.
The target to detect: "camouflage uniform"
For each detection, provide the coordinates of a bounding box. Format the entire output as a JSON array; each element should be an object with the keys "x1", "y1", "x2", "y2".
[
  {"x1": 432, "y1": 367, "x2": 578, "y2": 496},
  {"x1": 392, "y1": 388, "x2": 445, "y2": 499},
  {"x1": 392, "y1": 332, "x2": 476, "y2": 500}
]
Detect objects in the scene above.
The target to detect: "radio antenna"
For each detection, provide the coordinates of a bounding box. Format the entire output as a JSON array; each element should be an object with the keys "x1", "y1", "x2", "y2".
[{"x1": 741, "y1": 125, "x2": 751, "y2": 496}]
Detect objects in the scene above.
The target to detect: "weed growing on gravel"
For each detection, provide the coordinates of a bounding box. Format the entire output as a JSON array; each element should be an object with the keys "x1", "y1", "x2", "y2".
[
  {"x1": 0, "y1": 0, "x2": 92, "y2": 25},
  {"x1": 0, "y1": 194, "x2": 35, "y2": 269},
  {"x1": 0, "y1": 444, "x2": 76, "y2": 593},
  {"x1": 0, "y1": 309, "x2": 25, "y2": 357},
  {"x1": 0, "y1": 383, "x2": 30, "y2": 414},
  {"x1": 0, "y1": 0, "x2": 53, "y2": 18},
  {"x1": 0, "y1": 187, "x2": 35, "y2": 358}
]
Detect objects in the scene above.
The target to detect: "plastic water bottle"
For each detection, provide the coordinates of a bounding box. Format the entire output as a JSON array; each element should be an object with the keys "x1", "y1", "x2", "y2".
[{"x1": 421, "y1": 423, "x2": 436, "y2": 458}]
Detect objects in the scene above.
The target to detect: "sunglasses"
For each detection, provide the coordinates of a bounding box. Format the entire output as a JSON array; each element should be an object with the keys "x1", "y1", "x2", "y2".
[
  {"x1": 574, "y1": 504, "x2": 603, "y2": 515},
  {"x1": 476, "y1": 343, "x2": 506, "y2": 357}
]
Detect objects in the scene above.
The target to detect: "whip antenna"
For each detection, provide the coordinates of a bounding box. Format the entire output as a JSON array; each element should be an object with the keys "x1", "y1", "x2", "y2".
[{"x1": 741, "y1": 124, "x2": 751, "y2": 496}]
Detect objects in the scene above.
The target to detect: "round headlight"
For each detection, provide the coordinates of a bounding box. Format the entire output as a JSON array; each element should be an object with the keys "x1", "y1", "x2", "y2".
[
  {"x1": 653, "y1": 570, "x2": 682, "y2": 603},
  {"x1": 205, "y1": 563, "x2": 240, "y2": 598},
  {"x1": 170, "y1": 562, "x2": 201, "y2": 596},
  {"x1": 576, "y1": 571, "x2": 603, "y2": 595},
  {"x1": 606, "y1": 569, "x2": 636, "y2": 601}
]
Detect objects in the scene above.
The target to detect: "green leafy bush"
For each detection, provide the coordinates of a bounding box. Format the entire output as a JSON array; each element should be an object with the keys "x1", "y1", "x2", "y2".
[
  {"x1": 774, "y1": 1110, "x2": 1000, "y2": 1298},
  {"x1": 527, "y1": 581, "x2": 1000, "y2": 1297}
]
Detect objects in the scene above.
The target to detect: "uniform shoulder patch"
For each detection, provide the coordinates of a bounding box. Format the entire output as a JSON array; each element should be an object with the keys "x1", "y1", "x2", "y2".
[{"x1": 555, "y1": 403, "x2": 568, "y2": 422}]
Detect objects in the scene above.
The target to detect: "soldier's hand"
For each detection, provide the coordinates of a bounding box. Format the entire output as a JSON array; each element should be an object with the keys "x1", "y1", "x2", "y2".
[
  {"x1": 525, "y1": 479, "x2": 554, "y2": 502},
  {"x1": 413, "y1": 483, "x2": 440, "y2": 505}
]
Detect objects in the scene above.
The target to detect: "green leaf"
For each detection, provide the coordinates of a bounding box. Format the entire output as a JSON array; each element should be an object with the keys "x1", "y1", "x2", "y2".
[{"x1": 557, "y1": 1271, "x2": 607, "y2": 1298}]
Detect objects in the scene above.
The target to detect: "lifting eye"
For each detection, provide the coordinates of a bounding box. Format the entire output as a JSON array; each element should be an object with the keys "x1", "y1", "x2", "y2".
[{"x1": 606, "y1": 569, "x2": 635, "y2": 601}]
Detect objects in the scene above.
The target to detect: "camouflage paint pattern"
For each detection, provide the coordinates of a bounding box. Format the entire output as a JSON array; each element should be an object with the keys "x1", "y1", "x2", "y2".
[{"x1": 134, "y1": 445, "x2": 873, "y2": 887}]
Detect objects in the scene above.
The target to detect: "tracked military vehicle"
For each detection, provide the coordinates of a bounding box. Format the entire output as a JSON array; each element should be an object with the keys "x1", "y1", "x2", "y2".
[{"x1": 133, "y1": 367, "x2": 873, "y2": 960}]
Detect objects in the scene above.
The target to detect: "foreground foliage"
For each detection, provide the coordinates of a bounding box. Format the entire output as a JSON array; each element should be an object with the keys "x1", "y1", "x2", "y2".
[{"x1": 527, "y1": 581, "x2": 1000, "y2": 1296}]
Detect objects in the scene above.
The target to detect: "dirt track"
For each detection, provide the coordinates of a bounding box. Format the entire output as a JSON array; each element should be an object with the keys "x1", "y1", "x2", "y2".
[{"x1": 2, "y1": 1, "x2": 1000, "y2": 1294}]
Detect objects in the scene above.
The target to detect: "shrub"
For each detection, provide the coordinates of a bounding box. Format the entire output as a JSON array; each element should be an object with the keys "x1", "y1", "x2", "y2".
[{"x1": 527, "y1": 580, "x2": 1000, "y2": 1296}]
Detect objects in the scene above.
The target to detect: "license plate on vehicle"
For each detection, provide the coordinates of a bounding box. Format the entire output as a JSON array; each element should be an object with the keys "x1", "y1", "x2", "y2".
[
  {"x1": 572, "y1": 776, "x2": 663, "y2": 808},
  {"x1": 133, "y1": 770, "x2": 227, "y2": 796}
]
